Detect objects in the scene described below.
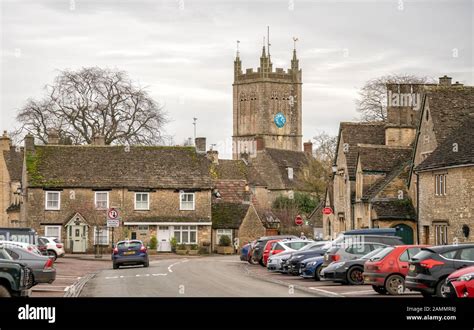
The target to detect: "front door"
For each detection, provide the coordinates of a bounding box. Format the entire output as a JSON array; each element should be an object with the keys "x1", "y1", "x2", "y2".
[
  {"x1": 70, "y1": 225, "x2": 87, "y2": 253},
  {"x1": 157, "y1": 226, "x2": 171, "y2": 252},
  {"x1": 394, "y1": 224, "x2": 414, "y2": 244}
]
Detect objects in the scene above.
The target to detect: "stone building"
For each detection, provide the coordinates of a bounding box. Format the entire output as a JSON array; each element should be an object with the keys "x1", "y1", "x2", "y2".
[
  {"x1": 411, "y1": 85, "x2": 474, "y2": 245},
  {"x1": 0, "y1": 131, "x2": 23, "y2": 228},
  {"x1": 232, "y1": 43, "x2": 302, "y2": 159},
  {"x1": 20, "y1": 135, "x2": 213, "y2": 253}
]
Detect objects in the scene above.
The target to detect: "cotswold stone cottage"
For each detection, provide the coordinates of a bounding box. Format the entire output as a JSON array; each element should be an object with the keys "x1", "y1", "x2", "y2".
[
  {"x1": 20, "y1": 135, "x2": 213, "y2": 253},
  {"x1": 411, "y1": 85, "x2": 474, "y2": 245}
]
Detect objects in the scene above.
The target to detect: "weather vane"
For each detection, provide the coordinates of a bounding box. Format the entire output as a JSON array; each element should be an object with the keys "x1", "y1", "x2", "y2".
[
  {"x1": 236, "y1": 40, "x2": 240, "y2": 57},
  {"x1": 293, "y1": 36, "x2": 299, "y2": 50}
]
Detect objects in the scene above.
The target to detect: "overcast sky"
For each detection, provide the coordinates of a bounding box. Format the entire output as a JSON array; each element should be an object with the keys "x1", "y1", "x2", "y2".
[{"x1": 1, "y1": 0, "x2": 472, "y2": 158}]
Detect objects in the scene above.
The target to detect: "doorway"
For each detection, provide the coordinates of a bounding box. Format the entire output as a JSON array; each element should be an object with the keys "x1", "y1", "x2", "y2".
[
  {"x1": 68, "y1": 224, "x2": 87, "y2": 253},
  {"x1": 157, "y1": 226, "x2": 171, "y2": 252}
]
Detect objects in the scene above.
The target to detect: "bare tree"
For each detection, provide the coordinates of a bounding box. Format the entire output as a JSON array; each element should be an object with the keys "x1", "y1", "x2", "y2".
[
  {"x1": 356, "y1": 74, "x2": 434, "y2": 122},
  {"x1": 14, "y1": 67, "x2": 168, "y2": 145},
  {"x1": 312, "y1": 131, "x2": 337, "y2": 169}
]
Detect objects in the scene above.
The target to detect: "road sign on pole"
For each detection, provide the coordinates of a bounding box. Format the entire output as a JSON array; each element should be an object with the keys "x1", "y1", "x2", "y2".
[
  {"x1": 107, "y1": 219, "x2": 120, "y2": 228},
  {"x1": 107, "y1": 208, "x2": 119, "y2": 220},
  {"x1": 295, "y1": 215, "x2": 303, "y2": 226}
]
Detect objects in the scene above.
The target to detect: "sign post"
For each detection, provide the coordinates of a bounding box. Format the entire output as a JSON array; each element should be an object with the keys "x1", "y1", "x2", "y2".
[{"x1": 107, "y1": 208, "x2": 121, "y2": 250}]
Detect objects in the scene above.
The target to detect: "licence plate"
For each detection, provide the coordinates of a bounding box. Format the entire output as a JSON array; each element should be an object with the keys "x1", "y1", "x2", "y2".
[
  {"x1": 124, "y1": 251, "x2": 135, "y2": 255},
  {"x1": 409, "y1": 264, "x2": 415, "y2": 272},
  {"x1": 364, "y1": 275, "x2": 370, "y2": 282}
]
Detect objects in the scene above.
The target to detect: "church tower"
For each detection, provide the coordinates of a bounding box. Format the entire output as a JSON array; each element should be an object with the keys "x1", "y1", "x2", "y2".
[{"x1": 232, "y1": 37, "x2": 302, "y2": 159}]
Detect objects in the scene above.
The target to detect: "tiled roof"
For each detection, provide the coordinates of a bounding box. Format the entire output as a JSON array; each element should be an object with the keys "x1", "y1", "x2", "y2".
[
  {"x1": 251, "y1": 148, "x2": 310, "y2": 190},
  {"x1": 358, "y1": 146, "x2": 412, "y2": 172},
  {"x1": 371, "y1": 200, "x2": 416, "y2": 220},
  {"x1": 415, "y1": 115, "x2": 474, "y2": 171},
  {"x1": 26, "y1": 145, "x2": 212, "y2": 189},
  {"x1": 363, "y1": 161, "x2": 411, "y2": 200},
  {"x1": 3, "y1": 147, "x2": 24, "y2": 182},
  {"x1": 423, "y1": 86, "x2": 474, "y2": 145},
  {"x1": 211, "y1": 159, "x2": 248, "y2": 180},
  {"x1": 337, "y1": 122, "x2": 386, "y2": 179},
  {"x1": 211, "y1": 202, "x2": 250, "y2": 229},
  {"x1": 212, "y1": 180, "x2": 248, "y2": 204}
]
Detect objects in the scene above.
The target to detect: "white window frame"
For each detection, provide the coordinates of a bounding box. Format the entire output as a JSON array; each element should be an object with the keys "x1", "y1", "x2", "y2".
[
  {"x1": 216, "y1": 229, "x2": 233, "y2": 244},
  {"x1": 45, "y1": 191, "x2": 61, "y2": 210},
  {"x1": 94, "y1": 191, "x2": 109, "y2": 210},
  {"x1": 173, "y1": 225, "x2": 197, "y2": 244},
  {"x1": 134, "y1": 192, "x2": 150, "y2": 210},
  {"x1": 435, "y1": 174, "x2": 447, "y2": 196},
  {"x1": 179, "y1": 192, "x2": 195, "y2": 211},
  {"x1": 45, "y1": 225, "x2": 61, "y2": 241},
  {"x1": 93, "y1": 226, "x2": 110, "y2": 245},
  {"x1": 434, "y1": 223, "x2": 448, "y2": 245}
]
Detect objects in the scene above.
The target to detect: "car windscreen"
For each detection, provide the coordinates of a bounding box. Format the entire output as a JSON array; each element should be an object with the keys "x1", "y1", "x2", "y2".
[
  {"x1": 286, "y1": 242, "x2": 311, "y2": 250},
  {"x1": 361, "y1": 247, "x2": 385, "y2": 260},
  {"x1": 0, "y1": 248, "x2": 13, "y2": 260},
  {"x1": 117, "y1": 241, "x2": 142, "y2": 249},
  {"x1": 369, "y1": 246, "x2": 395, "y2": 261}
]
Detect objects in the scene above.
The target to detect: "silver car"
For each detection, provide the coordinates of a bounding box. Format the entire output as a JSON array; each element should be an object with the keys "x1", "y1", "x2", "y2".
[{"x1": 322, "y1": 242, "x2": 388, "y2": 267}]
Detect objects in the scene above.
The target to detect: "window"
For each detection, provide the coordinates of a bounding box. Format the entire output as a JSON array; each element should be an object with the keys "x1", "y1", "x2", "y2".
[
  {"x1": 399, "y1": 250, "x2": 410, "y2": 262},
  {"x1": 441, "y1": 250, "x2": 457, "y2": 259},
  {"x1": 459, "y1": 248, "x2": 474, "y2": 261},
  {"x1": 45, "y1": 191, "x2": 60, "y2": 210},
  {"x1": 5, "y1": 249, "x2": 19, "y2": 260},
  {"x1": 45, "y1": 226, "x2": 61, "y2": 240},
  {"x1": 138, "y1": 225, "x2": 149, "y2": 231},
  {"x1": 180, "y1": 192, "x2": 195, "y2": 211},
  {"x1": 173, "y1": 226, "x2": 197, "y2": 244},
  {"x1": 435, "y1": 174, "x2": 447, "y2": 196},
  {"x1": 93, "y1": 227, "x2": 109, "y2": 245},
  {"x1": 135, "y1": 193, "x2": 149, "y2": 210},
  {"x1": 216, "y1": 229, "x2": 233, "y2": 244},
  {"x1": 434, "y1": 223, "x2": 448, "y2": 245},
  {"x1": 94, "y1": 192, "x2": 109, "y2": 209}
]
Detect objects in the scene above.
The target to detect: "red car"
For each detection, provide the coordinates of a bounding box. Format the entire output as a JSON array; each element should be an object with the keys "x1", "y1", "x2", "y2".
[
  {"x1": 364, "y1": 245, "x2": 428, "y2": 295},
  {"x1": 447, "y1": 266, "x2": 474, "y2": 298},
  {"x1": 262, "y1": 239, "x2": 281, "y2": 266}
]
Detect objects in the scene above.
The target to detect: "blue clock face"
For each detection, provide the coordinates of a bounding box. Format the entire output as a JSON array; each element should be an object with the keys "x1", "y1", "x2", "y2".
[{"x1": 274, "y1": 112, "x2": 286, "y2": 128}]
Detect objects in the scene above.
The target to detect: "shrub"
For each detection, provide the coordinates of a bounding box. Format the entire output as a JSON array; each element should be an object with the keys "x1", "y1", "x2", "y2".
[
  {"x1": 170, "y1": 237, "x2": 178, "y2": 252},
  {"x1": 177, "y1": 243, "x2": 187, "y2": 250},
  {"x1": 219, "y1": 235, "x2": 231, "y2": 247},
  {"x1": 149, "y1": 236, "x2": 157, "y2": 250},
  {"x1": 190, "y1": 244, "x2": 198, "y2": 250}
]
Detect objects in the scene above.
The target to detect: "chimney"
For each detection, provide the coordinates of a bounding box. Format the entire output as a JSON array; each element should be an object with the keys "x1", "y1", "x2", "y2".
[
  {"x1": 92, "y1": 135, "x2": 106, "y2": 146},
  {"x1": 24, "y1": 134, "x2": 35, "y2": 152},
  {"x1": 439, "y1": 75, "x2": 452, "y2": 86},
  {"x1": 195, "y1": 137, "x2": 206, "y2": 154},
  {"x1": 207, "y1": 150, "x2": 219, "y2": 164},
  {"x1": 303, "y1": 141, "x2": 313, "y2": 156},
  {"x1": 47, "y1": 129, "x2": 59, "y2": 145},
  {"x1": 0, "y1": 131, "x2": 11, "y2": 152},
  {"x1": 255, "y1": 136, "x2": 265, "y2": 152},
  {"x1": 454, "y1": 81, "x2": 464, "y2": 87}
]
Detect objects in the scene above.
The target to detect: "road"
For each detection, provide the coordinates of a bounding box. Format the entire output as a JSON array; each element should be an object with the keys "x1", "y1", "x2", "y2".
[{"x1": 80, "y1": 255, "x2": 314, "y2": 297}]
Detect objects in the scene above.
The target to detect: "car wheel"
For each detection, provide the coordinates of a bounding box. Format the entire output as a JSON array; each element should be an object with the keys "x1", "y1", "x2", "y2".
[
  {"x1": 346, "y1": 266, "x2": 364, "y2": 285},
  {"x1": 372, "y1": 285, "x2": 387, "y2": 295},
  {"x1": 435, "y1": 278, "x2": 452, "y2": 298},
  {"x1": 314, "y1": 265, "x2": 322, "y2": 281},
  {"x1": 47, "y1": 250, "x2": 57, "y2": 261},
  {"x1": 144, "y1": 260, "x2": 149, "y2": 267},
  {"x1": 0, "y1": 285, "x2": 11, "y2": 297},
  {"x1": 258, "y1": 259, "x2": 265, "y2": 267},
  {"x1": 113, "y1": 263, "x2": 119, "y2": 270},
  {"x1": 248, "y1": 255, "x2": 259, "y2": 265},
  {"x1": 385, "y1": 274, "x2": 405, "y2": 295}
]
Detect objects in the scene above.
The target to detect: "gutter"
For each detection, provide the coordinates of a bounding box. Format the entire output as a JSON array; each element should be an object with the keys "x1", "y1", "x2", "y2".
[{"x1": 416, "y1": 172, "x2": 420, "y2": 245}]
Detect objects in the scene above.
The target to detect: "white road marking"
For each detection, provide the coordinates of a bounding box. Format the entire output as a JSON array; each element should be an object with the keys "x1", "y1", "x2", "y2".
[
  {"x1": 152, "y1": 273, "x2": 167, "y2": 276},
  {"x1": 339, "y1": 289, "x2": 376, "y2": 295},
  {"x1": 308, "y1": 287, "x2": 343, "y2": 297},
  {"x1": 168, "y1": 259, "x2": 189, "y2": 273},
  {"x1": 105, "y1": 276, "x2": 119, "y2": 279},
  {"x1": 64, "y1": 286, "x2": 71, "y2": 292}
]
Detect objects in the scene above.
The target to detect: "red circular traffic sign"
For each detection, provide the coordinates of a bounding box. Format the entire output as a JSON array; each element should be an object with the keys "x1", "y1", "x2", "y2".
[
  {"x1": 295, "y1": 215, "x2": 303, "y2": 226},
  {"x1": 108, "y1": 208, "x2": 119, "y2": 219},
  {"x1": 322, "y1": 207, "x2": 333, "y2": 215}
]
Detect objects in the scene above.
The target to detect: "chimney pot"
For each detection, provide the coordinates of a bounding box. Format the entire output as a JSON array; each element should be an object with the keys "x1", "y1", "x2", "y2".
[
  {"x1": 47, "y1": 129, "x2": 60, "y2": 145},
  {"x1": 24, "y1": 134, "x2": 35, "y2": 152},
  {"x1": 195, "y1": 137, "x2": 206, "y2": 154},
  {"x1": 0, "y1": 130, "x2": 11, "y2": 151}
]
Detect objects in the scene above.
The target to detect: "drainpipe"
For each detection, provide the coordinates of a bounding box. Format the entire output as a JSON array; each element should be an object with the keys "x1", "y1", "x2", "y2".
[{"x1": 416, "y1": 173, "x2": 420, "y2": 244}]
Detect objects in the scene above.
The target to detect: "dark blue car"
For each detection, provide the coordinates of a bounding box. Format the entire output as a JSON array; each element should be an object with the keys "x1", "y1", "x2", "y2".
[
  {"x1": 300, "y1": 256, "x2": 325, "y2": 280},
  {"x1": 112, "y1": 240, "x2": 149, "y2": 269},
  {"x1": 240, "y1": 243, "x2": 251, "y2": 261}
]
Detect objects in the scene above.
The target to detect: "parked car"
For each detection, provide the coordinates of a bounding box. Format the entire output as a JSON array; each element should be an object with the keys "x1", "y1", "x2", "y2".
[
  {"x1": 112, "y1": 240, "x2": 149, "y2": 269},
  {"x1": 38, "y1": 237, "x2": 65, "y2": 260},
  {"x1": 300, "y1": 256, "x2": 325, "y2": 280},
  {"x1": 0, "y1": 258, "x2": 35, "y2": 297},
  {"x1": 322, "y1": 241, "x2": 389, "y2": 268},
  {"x1": 267, "y1": 240, "x2": 313, "y2": 272},
  {"x1": 447, "y1": 266, "x2": 474, "y2": 298},
  {"x1": 2, "y1": 245, "x2": 56, "y2": 284},
  {"x1": 250, "y1": 235, "x2": 298, "y2": 266},
  {"x1": 320, "y1": 247, "x2": 386, "y2": 284},
  {"x1": 0, "y1": 240, "x2": 42, "y2": 255},
  {"x1": 285, "y1": 241, "x2": 331, "y2": 275},
  {"x1": 364, "y1": 245, "x2": 427, "y2": 295},
  {"x1": 240, "y1": 243, "x2": 251, "y2": 261},
  {"x1": 262, "y1": 239, "x2": 282, "y2": 266},
  {"x1": 406, "y1": 244, "x2": 474, "y2": 298}
]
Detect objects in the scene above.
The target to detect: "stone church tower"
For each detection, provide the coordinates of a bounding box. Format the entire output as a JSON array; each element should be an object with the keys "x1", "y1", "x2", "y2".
[{"x1": 232, "y1": 42, "x2": 302, "y2": 159}]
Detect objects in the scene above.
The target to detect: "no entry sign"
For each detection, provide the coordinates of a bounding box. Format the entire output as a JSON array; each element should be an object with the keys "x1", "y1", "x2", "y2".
[
  {"x1": 295, "y1": 215, "x2": 303, "y2": 226},
  {"x1": 322, "y1": 207, "x2": 333, "y2": 215}
]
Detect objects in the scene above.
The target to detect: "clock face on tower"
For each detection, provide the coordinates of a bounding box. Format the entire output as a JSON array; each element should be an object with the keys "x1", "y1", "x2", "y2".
[{"x1": 274, "y1": 112, "x2": 286, "y2": 128}]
